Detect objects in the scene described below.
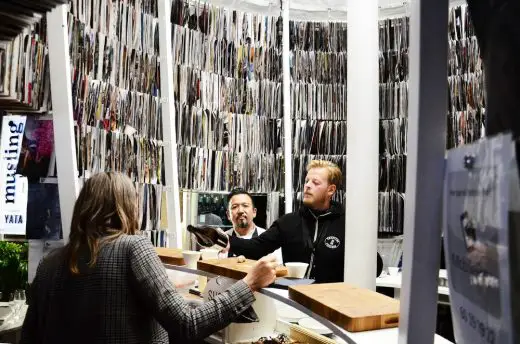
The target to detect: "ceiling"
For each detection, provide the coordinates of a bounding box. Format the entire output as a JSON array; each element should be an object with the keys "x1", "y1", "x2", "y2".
[
  {"x1": 193, "y1": 0, "x2": 467, "y2": 21},
  {"x1": 195, "y1": 0, "x2": 411, "y2": 20}
]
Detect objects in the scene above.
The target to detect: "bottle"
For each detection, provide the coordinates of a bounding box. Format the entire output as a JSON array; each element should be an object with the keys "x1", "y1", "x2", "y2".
[{"x1": 186, "y1": 225, "x2": 229, "y2": 250}]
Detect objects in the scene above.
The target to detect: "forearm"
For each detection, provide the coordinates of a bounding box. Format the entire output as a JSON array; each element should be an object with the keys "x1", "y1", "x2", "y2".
[
  {"x1": 229, "y1": 236, "x2": 269, "y2": 260},
  {"x1": 130, "y1": 237, "x2": 257, "y2": 340},
  {"x1": 159, "y1": 280, "x2": 255, "y2": 340},
  {"x1": 230, "y1": 226, "x2": 284, "y2": 261}
]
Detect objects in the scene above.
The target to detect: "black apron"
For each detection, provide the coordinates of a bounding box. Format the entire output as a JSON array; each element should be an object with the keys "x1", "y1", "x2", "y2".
[{"x1": 228, "y1": 227, "x2": 258, "y2": 258}]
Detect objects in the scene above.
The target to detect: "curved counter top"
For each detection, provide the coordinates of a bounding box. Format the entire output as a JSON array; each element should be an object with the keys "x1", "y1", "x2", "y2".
[{"x1": 163, "y1": 263, "x2": 454, "y2": 344}]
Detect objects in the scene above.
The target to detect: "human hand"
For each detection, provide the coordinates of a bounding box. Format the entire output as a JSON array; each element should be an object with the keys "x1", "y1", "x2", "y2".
[
  {"x1": 242, "y1": 254, "x2": 277, "y2": 292},
  {"x1": 220, "y1": 234, "x2": 231, "y2": 254},
  {"x1": 215, "y1": 228, "x2": 230, "y2": 253}
]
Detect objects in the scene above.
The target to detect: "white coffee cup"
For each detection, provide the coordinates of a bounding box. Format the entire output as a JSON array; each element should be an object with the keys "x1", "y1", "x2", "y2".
[
  {"x1": 200, "y1": 248, "x2": 219, "y2": 260},
  {"x1": 285, "y1": 262, "x2": 309, "y2": 279},
  {"x1": 183, "y1": 250, "x2": 202, "y2": 269}
]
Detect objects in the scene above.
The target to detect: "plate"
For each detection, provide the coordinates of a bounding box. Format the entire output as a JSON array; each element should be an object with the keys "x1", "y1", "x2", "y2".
[
  {"x1": 276, "y1": 302, "x2": 306, "y2": 323},
  {"x1": 298, "y1": 317, "x2": 333, "y2": 335}
]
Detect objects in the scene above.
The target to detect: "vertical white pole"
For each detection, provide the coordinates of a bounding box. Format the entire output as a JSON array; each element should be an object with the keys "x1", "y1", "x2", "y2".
[
  {"x1": 344, "y1": 0, "x2": 379, "y2": 289},
  {"x1": 47, "y1": 5, "x2": 80, "y2": 244},
  {"x1": 282, "y1": 0, "x2": 293, "y2": 214},
  {"x1": 398, "y1": 0, "x2": 448, "y2": 342},
  {"x1": 158, "y1": 0, "x2": 182, "y2": 248}
]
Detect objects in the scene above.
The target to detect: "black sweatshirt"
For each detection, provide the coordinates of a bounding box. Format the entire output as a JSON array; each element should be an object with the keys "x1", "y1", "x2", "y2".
[{"x1": 229, "y1": 202, "x2": 383, "y2": 283}]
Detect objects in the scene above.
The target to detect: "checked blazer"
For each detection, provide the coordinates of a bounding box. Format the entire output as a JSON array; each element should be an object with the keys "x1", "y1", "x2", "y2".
[{"x1": 20, "y1": 235, "x2": 255, "y2": 344}]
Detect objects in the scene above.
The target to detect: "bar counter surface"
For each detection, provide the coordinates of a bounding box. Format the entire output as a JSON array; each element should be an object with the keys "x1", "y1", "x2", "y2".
[{"x1": 157, "y1": 251, "x2": 454, "y2": 344}]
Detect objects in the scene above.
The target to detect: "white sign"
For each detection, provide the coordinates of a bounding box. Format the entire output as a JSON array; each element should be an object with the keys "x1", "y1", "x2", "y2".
[
  {"x1": 0, "y1": 115, "x2": 28, "y2": 235},
  {"x1": 203, "y1": 276, "x2": 260, "y2": 323},
  {"x1": 203, "y1": 276, "x2": 235, "y2": 302},
  {"x1": 443, "y1": 133, "x2": 515, "y2": 344}
]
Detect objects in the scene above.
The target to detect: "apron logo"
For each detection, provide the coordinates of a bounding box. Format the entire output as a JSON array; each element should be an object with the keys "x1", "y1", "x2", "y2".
[{"x1": 325, "y1": 236, "x2": 340, "y2": 249}]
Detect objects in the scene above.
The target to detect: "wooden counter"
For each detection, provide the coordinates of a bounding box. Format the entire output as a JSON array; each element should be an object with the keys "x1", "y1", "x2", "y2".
[
  {"x1": 289, "y1": 283, "x2": 400, "y2": 332},
  {"x1": 155, "y1": 247, "x2": 185, "y2": 266},
  {"x1": 197, "y1": 257, "x2": 288, "y2": 280}
]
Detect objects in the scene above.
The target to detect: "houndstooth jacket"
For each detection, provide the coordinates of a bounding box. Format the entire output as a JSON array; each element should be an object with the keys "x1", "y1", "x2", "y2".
[{"x1": 20, "y1": 235, "x2": 255, "y2": 344}]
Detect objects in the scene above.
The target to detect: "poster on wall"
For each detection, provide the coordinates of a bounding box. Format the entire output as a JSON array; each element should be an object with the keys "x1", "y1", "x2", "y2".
[
  {"x1": 25, "y1": 183, "x2": 62, "y2": 240},
  {"x1": 0, "y1": 115, "x2": 28, "y2": 235},
  {"x1": 443, "y1": 133, "x2": 516, "y2": 344},
  {"x1": 16, "y1": 116, "x2": 54, "y2": 182}
]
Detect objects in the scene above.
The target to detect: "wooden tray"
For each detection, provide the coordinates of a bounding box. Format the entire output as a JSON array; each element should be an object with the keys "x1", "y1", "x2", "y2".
[
  {"x1": 197, "y1": 257, "x2": 288, "y2": 280},
  {"x1": 289, "y1": 283, "x2": 400, "y2": 332},
  {"x1": 155, "y1": 247, "x2": 185, "y2": 266}
]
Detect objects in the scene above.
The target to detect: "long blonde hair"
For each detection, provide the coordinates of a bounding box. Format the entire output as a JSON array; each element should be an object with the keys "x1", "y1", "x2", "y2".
[{"x1": 66, "y1": 172, "x2": 139, "y2": 274}]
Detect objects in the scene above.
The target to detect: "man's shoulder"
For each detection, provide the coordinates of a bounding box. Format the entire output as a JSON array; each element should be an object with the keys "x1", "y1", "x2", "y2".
[
  {"x1": 280, "y1": 211, "x2": 303, "y2": 220},
  {"x1": 274, "y1": 212, "x2": 302, "y2": 229}
]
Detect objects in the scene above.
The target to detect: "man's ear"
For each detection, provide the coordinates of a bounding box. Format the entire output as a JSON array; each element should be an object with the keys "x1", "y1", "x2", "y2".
[
  {"x1": 328, "y1": 184, "x2": 337, "y2": 197},
  {"x1": 252, "y1": 207, "x2": 257, "y2": 219},
  {"x1": 226, "y1": 209, "x2": 231, "y2": 221}
]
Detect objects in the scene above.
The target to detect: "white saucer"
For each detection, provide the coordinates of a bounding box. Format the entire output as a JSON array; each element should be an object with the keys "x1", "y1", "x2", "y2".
[
  {"x1": 276, "y1": 302, "x2": 306, "y2": 323},
  {"x1": 298, "y1": 317, "x2": 333, "y2": 335}
]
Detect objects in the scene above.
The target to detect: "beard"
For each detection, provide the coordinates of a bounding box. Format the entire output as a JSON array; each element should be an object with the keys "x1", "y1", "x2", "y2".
[
  {"x1": 303, "y1": 194, "x2": 327, "y2": 209},
  {"x1": 236, "y1": 218, "x2": 249, "y2": 228}
]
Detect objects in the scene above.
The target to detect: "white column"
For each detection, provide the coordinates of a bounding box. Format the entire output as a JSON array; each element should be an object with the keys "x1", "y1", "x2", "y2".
[
  {"x1": 158, "y1": 0, "x2": 183, "y2": 248},
  {"x1": 47, "y1": 5, "x2": 80, "y2": 243},
  {"x1": 344, "y1": 0, "x2": 379, "y2": 289},
  {"x1": 398, "y1": 0, "x2": 448, "y2": 342},
  {"x1": 282, "y1": 0, "x2": 293, "y2": 214}
]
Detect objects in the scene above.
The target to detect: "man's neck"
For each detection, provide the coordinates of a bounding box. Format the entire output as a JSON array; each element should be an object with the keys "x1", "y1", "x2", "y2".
[
  {"x1": 310, "y1": 201, "x2": 331, "y2": 212},
  {"x1": 234, "y1": 225, "x2": 256, "y2": 237}
]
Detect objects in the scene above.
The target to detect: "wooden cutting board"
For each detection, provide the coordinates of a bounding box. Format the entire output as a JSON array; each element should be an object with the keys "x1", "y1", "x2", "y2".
[
  {"x1": 197, "y1": 257, "x2": 288, "y2": 280},
  {"x1": 155, "y1": 247, "x2": 185, "y2": 266},
  {"x1": 289, "y1": 283, "x2": 400, "y2": 332}
]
